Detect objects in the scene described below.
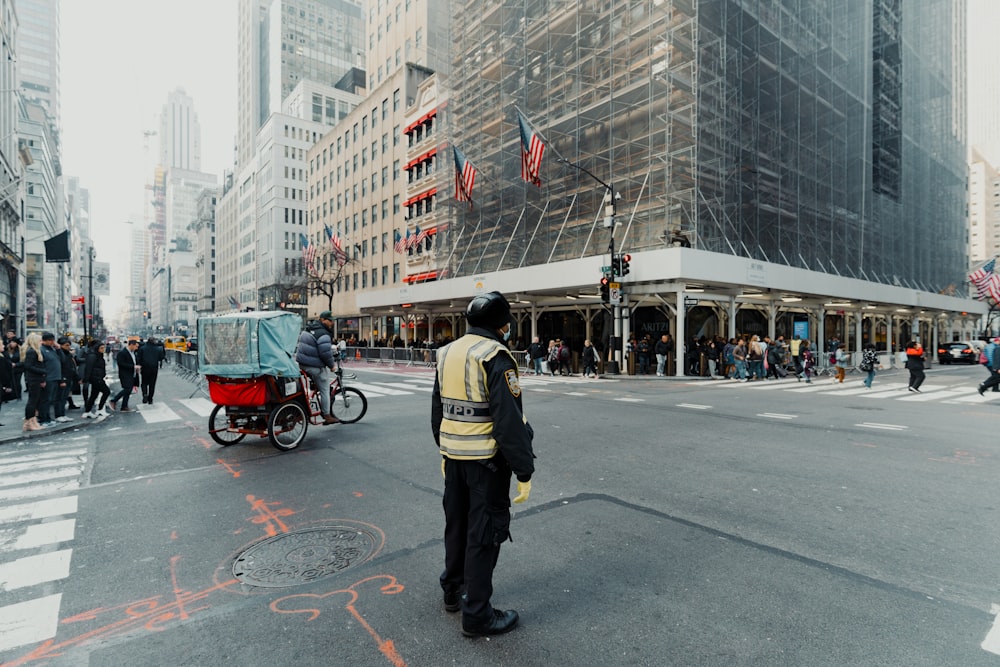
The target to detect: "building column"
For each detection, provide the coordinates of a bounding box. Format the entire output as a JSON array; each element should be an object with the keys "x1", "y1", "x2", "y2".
[
  {"x1": 728, "y1": 296, "x2": 737, "y2": 340},
  {"x1": 816, "y1": 308, "x2": 825, "y2": 355},
  {"x1": 530, "y1": 303, "x2": 538, "y2": 342},
  {"x1": 767, "y1": 303, "x2": 777, "y2": 340},
  {"x1": 855, "y1": 311, "x2": 863, "y2": 360},
  {"x1": 886, "y1": 313, "x2": 894, "y2": 366},
  {"x1": 675, "y1": 289, "x2": 686, "y2": 377}
]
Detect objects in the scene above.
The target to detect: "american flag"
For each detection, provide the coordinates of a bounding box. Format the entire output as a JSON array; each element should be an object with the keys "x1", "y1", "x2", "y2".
[
  {"x1": 453, "y1": 145, "x2": 477, "y2": 204},
  {"x1": 970, "y1": 258, "x2": 997, "y2": 299},
  {"x1": 412, "y1": 225, "x2": 427, "y2": 248},
  {"x1": 984, "y1": 274, "x2": 1000, "y2": 303},
  {"x1": 517, "y1": 111, "x2": 545, "y2": 187},
  {"x1": 393, "y1": 230, "x2": 406, "y2": 254},
  {"x1": 300, "y1": 233, "x2": 316, "y2": 268},
  {"x1": 227, "y1": 294, "x2": 241, "y2": 310},
  {"x1": 332, "y1": 234, "x2": 348, "y2": 266}
]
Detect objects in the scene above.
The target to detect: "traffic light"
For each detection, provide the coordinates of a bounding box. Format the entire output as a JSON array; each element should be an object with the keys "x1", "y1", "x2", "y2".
[
  {"x1": 620, "y1": 253, "x2": 631, "y2": 276},
  {"x1": 611, "y1": 255, "x2": 621, "y2": 277},
  {"x1": 600, "y1": 275, "x2": 610, "y2": 303}
]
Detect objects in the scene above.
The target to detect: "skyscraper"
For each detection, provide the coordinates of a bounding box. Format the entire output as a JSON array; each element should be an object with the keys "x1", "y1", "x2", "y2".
[{"x1": 159, "y1": 87, "x2": 202, "y2": 172}]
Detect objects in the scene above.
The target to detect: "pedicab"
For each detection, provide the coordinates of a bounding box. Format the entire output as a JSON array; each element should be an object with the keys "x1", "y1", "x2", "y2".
[{"x1": 198, "y1": 311, "x2": 367, "y2": 451}]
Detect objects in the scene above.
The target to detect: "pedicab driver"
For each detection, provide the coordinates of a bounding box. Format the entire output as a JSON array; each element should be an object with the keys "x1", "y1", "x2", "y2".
[
  {"x1": 295, "y1": 310, "x2": 340, "y2": 425},
  {"x1": 431, "y1": 291, "x2": 536, "y2": 637}
]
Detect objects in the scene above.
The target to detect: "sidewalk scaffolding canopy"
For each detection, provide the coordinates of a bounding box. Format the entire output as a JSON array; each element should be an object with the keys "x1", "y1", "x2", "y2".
[{"x1": 197, "y1": 310, "x2": 300, "y2": 378}]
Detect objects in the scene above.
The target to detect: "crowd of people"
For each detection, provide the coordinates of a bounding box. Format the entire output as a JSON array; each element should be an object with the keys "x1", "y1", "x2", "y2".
[{"x1": 0, "y1": 331, "x2": 167, "y2": 432}]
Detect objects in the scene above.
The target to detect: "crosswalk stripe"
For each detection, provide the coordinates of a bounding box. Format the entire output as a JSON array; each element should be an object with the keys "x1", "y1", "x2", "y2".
[
  {"x1": 136, "y1": 401, "x2": 182, "y2": 423},
  {"x1": 179, "y1": 397, "x2": 215, "y2": 417},
  {"x1": 0, "y1": 447, "x2": 87, "y2": 464},
  {"x1": 349, "y1": 382, "x2": 410, "y2": 396},
  {"x1": 898, "y1": 388, "x2": 971, "y2": 401},
  {"x1": 0, "y1": 497, "x2": 78, "y2": 525},
  {"x1": 0, "y1": 455, "x2": 86, "y2": 476},
  {"x1": 950, "y1": 391, "x2": 1000, "y2": 403},
  {"x1": 0, "y1": 480, "x2": 80, "y2": 504},
  {"x1": 0, "y1": 519, "x2": 76, "y2": 553},
  {"x1": 377, "y1": 382, "x2": 432, "y2": 392},
  {"x1": 0, "y1": 549, "x2": 72, "y2": 591},
  {"x1": 0, "y1": 593, "x2": 62, "y2": 652},
  {"x1": 0, "y1": 466, "x2": 84, "y2": 489}
]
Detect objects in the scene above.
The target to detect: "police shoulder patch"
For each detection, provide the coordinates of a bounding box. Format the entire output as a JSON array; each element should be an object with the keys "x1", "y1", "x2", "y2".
[{"x1": 504, "y1": 368, "x2": 521, "y2": 397}]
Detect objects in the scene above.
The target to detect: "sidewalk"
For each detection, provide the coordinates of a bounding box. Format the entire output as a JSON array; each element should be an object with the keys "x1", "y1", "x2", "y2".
[{"x1": 0, "y1": 398, "x2": 109, "y2": 445}]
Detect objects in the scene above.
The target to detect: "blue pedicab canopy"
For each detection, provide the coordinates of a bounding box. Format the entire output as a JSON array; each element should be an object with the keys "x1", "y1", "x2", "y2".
[{"x1": 198, "y1": 311, "x2": 301, "y2": 378}]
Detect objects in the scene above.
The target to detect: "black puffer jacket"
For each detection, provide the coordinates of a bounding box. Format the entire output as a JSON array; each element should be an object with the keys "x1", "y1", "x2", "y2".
[{"x1": 82, "y1": 350, "x2": 107, "y2": 384}]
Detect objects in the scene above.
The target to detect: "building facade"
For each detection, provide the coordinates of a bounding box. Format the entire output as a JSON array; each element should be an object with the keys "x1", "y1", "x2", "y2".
[
  {"x1": 159, "y1": 87, "x2": 202, "y2": 173},
  {"x1": 969, "y1": 148, "x2": 1000, "y2": 274}
]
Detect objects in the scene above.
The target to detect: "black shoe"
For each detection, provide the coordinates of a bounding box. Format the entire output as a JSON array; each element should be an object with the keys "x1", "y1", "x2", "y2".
[
  {"x1": 68, "y1": 404, "x2": 81, "y2": 410},
  {"x1": 443, "y1": 590, "x2": 463, "y2": 613},
  {"x1": 978, "y1": 384, "x2": 986, "y2": 396},
  {"x1": 462, "y1": 609, "x2": 518, "y2": 637}
]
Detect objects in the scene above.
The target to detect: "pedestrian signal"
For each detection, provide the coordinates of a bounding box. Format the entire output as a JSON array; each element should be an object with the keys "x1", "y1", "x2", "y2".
[
  {"x1": 600, "y1": 275, "x2": 610, "y2": 303},
  {"x1": 620, "y1": 253, "x2": 631, "y2": 276}
]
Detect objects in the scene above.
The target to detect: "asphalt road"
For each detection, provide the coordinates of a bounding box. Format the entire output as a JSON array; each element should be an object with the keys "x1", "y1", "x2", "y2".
[{"x1": 1, "y1": 361, "x2": 998, "y2": 666}]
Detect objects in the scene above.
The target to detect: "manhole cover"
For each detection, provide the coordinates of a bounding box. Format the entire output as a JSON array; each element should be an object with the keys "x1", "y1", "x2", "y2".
[{"x1": 233, "y1": 526, "x2": 380, "y2": 588}]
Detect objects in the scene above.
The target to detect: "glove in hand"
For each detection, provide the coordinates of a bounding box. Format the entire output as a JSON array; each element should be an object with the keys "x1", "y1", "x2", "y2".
[{"x1": 513, "y1": 480, "x2": 531, "y2": 504}]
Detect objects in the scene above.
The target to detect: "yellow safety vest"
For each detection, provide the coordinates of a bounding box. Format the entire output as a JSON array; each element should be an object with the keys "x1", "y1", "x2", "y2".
[{"x1": 436, "y1": 334, "x2": 515, "y2": 460}]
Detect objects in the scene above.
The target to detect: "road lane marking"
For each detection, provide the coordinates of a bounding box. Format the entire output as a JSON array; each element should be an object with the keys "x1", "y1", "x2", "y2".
[
  {"x1": 0, "y1": 519, "x2": 76, "y2": 553},
  {"x1": 899, "y1": 388, "x2": 971, "y2": 401},
  {"x1": 0, "y1": 448, "x2": 87, "y2": 464},
  {"x1": 677, "y1": 403, "x2": 711, "y2": 409},
  {"x1": 0, "y1": 497, "x2": 78, "y2": 525},
  {"x1": 0, "y1": 455, "x2": 86, "y2": 476},
  {"x1": 137, "y1": 401, "x2": 182, "y2": 423},
  {"x1": 377, "y1": 382, "x2": 432, "y2": 392},
  {"x1": 0, "y1": 549, "x2": 72, "y2": 591},
  {"x1": 856, "y1": 422, "x2": 907, "y2": 431},
  {"x1": 614, "y1": 397, "x2": 645, "y2": 402},
  {"x1": 757, "y1": 412, "x2": 796, "y2": 419},
  {"x1": 0, "y1": 593, "x2": 62, "y2": 652},
  {"x1": 349, "y1": 382, "x2": 411, "y2": 396}
]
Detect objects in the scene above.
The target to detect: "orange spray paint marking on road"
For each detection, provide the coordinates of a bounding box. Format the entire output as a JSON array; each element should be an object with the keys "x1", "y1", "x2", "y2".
[
  {"x1": 3, "y1": 569, "x2": 240, "y2": 667},
  {"x1": 170, "y1": 530, "x2": 178, "y2": 540},
  {"x1": 353, "y1": 491, "x2": 364, "y2": 497},
  {"x1": 217, "y1": 458, "x2": 241, "y2": 478},
  {"x1": 246, "y1": 494, "x2": 294, "y2": 536},
  {"x1": 271, "y1": 575, "x2": 407, "y2": 667}
]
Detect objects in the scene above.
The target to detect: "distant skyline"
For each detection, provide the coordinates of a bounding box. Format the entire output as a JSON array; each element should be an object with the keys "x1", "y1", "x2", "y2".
[
  {"x1": 55, "y1": 2, "x2": 998, "y2": 320},
  {"x1": 59, "y1": 0, "x2": 236, "y2": 319}
]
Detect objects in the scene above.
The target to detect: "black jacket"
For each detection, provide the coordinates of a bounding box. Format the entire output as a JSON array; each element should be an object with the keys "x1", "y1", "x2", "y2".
[
  {"x1": 59, "y1": 348, "x2": 77, "y2": 383},
  {"x1": 22, "y1": 350, "x2": 47, "y2": 384},
  {"x1": 431, "y1": 326, "x2": 535, "y2": 482},
  {"x1": 136, "y1": 342, "x2": 160, "y2": 369},
  {"x1": 83, "y1": 350, "x2": 107, "y2": 385},
  {"x1": 116, "y1": 348, "x2": 137, "y2": 380}
]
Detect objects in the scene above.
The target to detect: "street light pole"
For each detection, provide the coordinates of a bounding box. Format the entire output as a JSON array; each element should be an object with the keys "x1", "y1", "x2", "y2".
[{"x1": 555, "y1": 158, "x2": 623, "y2": 373}]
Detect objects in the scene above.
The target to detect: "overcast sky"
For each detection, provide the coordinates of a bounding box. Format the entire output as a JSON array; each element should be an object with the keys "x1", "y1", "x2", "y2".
[
  {"x1": 60, "y1": 0, "x2": 236, "y2": 319},
  {"x1": 57, "y1": 2, "x2": 999, "y2": 321}
]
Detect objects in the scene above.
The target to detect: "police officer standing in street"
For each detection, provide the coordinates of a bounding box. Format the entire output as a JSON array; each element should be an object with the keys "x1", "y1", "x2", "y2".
[{"x1": 432, "y1": 291, "x2": 535, "y2": 637}]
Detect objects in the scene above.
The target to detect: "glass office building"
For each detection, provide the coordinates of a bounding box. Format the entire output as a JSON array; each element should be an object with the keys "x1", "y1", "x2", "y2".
[{"x1": 441, "y1": 0, "x2": 967, "y2": 293}]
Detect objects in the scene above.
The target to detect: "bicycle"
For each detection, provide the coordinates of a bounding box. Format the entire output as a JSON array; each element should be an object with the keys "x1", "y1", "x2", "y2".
[{"x1": 325, "y1": 356, "x2": 367, "y2": 424}]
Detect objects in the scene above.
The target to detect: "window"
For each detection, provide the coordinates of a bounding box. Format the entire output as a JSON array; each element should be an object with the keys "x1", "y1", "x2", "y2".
[
  {"x1": 393, "y1": 195, "x2": 400, "y2": 214},
  {"x1": 393, "y1": 89, "x2": 400, "y2": 111},
  {"x1": 393, "y1": 263, "x2": 400, "y2": 283},
  {"x1": 383, "y1": 265, "x2": 389, "y2": 285},
  {"x1": 393, "y1": 160, "x2": 400, "y2": 180}
]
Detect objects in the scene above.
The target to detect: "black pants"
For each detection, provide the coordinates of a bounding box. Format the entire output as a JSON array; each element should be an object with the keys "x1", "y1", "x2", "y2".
[
  {"x1": 908, "y1": 367, "x2": 925, "y2": 389},
  {"x1": 84, "y1": 379, "x2": 110, "y2": 412},
  {"x1": 111, "y1": 372, "x2": 137, "y2": 408},
  {"x1": 982, "y1": 368, "x2": 1000, "y2": 392},
  {"x1": 441, "y1": 457, "x2": 512, "y2": 627},
  {"x1": 24, "y1": 380, "x2": 43, "y2": 420},
  {"x1": 140, "y1": 366, "x2": 158, "y2": 401}
]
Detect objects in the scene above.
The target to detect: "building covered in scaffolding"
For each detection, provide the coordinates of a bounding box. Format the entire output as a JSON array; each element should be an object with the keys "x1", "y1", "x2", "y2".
[{"x1": 356, "y1": 0, "x2": 984, "y2": 368}]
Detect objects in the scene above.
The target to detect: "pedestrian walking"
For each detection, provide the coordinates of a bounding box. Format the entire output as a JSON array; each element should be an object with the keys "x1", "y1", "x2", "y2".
[
  {"x1": 7, "y1": 340, "x2": 22, "y2": 400},
  {"x1": 581, "y1": 339, "x2": 600, "y2": 378},
  {"x1": 432, "y1": 291, "x2": 535, "y2": 637},
  {"x1": 82, "y1": 341, "x2": 111, "y2": 420},
  {"x1": 834, "y1": 343, "x2": 850, "y2": 383},
  {"x1": 654, "y1": 334, "x2": 670, "y2": 376},
  {"x1": 0, "y1": 343, "x2": 13, "y2": 425},
  {"x1": 20, "y1": 333, "x2": 47, "y2": 431},
  {"x1": 905, "y1": 340, "x2": 925, "y2": 392},
  {"x1": 801, "y1": 340, "x2": 815, "y2": 383},
  {"x1": 527, "y1": 337, "x2": 546, "y2": 375},
  {"x1": 294, "y1": 310, "x2": 340, "y2": 425},
  {"x1": 978, "y1": 337, "x2": 1000, "y2": 395},
  {"x1": 54, "y1": 336, "x2": 77, "y2": 422},
  {"x1": 637, "y1": 336, "x2": 651, "y2": 375},
  {"x1": 137, "y1": 337, "x2": 161, "y2": 403},
  {"x1": 860, "y1": 343, "x2": 881, "y2": 388},
  {"x1": 109, "y1": 339, "x2": 140, "y2": 412},
  {"x1": 38, "y1": 332, "x2": 61, "y2": 426}
]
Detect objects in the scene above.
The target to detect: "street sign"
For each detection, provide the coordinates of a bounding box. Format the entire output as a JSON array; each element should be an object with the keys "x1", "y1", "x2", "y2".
[
  {"x1": 609, "y1": 282, "x2": 620, "y2": 290},
  {"x1": 610, "y1": 287, "x2": 621, "y2": 304},
  {"x1": 71, "y1": 296, "x2": 85, "y2": 304},
  {"x1": 601, "y1": 265, "x2": 611, "y2": 272}
]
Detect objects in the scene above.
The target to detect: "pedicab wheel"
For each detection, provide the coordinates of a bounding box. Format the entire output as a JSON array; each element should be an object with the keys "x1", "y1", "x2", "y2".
[
  {"x1": 330, "y1": 387, "x2": 367, "y2": 424},
  {"x1": 209, "y1": 404, "x2": 246, "y2": 445},
  {"x1": 268, "y1": 401, "x2": 308, "y2": 451}
]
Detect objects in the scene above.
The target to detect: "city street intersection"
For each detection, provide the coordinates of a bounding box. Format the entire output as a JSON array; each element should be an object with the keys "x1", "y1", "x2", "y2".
[{"x1": 1, "y1": 361, "x2": 998, "y2": 666}]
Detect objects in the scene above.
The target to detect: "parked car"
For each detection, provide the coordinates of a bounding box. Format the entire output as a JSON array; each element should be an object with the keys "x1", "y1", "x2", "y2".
[
  {"x1": 937, "y1": 341, "x2": 980, "y2": 364},
  {"x1": 164, "y1": 335, "x2": 188, "y2": 352}
]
